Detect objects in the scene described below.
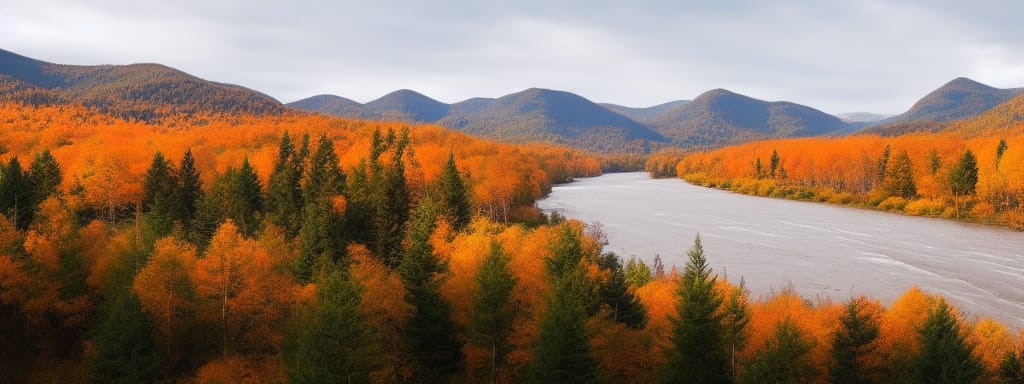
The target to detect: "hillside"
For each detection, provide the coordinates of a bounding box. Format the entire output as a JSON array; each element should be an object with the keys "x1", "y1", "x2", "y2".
[
  {"x1": 862, "y1": 77, "x2": 1023, "y2": 135},
  {"x1": 647, "y1": 89, "x2": 852, "y2": 147},
  {"x1": 285, "y1": 94, "x2": 364, "y2": 117},
  {"x1": 0, "y1": 49, "x2": 284, "y2": 119},
  {"x1": 949, "y1": 90, "x2": 1024, "y2": 136}
]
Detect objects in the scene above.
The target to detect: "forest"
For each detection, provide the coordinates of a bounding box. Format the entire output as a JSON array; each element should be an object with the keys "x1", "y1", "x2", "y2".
[
  {"x1": 648, "y1": 133, "x2": 1024, "y2": 230},
  {"x1": 2, "y1": 101, "x2": 1024, "y2": 384}
]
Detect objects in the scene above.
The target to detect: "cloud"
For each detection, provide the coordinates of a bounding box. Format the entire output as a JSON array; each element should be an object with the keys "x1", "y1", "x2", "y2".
[{"x1": 1, "y1": 0, "x2": 1023, "y2": 114}]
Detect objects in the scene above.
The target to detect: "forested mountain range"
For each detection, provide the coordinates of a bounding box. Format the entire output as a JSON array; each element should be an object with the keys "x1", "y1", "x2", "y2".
[
  {"x1": 860, "y1": 77, "x2": 1023, "y2": 136},
  {"x1": 0, "y1": 48, "x2": 284, "y2": 120}
]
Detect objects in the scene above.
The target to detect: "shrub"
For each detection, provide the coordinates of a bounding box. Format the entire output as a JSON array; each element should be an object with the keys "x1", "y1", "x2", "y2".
[{"x1": 878, "y1": 197, "x2": 908, "y2": 212}]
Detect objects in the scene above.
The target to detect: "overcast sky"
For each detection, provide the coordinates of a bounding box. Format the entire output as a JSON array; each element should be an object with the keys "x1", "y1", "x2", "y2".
[{"x1": 2, "y1": 0, "x2": 1022, "y2": 114}]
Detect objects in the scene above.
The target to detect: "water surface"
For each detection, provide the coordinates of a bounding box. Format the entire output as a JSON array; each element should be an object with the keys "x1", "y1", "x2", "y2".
[{"x1": 537, "y1": 172, "x2": 1024, "y2": 326}]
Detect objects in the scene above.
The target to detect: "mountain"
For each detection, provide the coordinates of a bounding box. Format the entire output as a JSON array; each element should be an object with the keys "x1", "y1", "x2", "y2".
[
  {"x1": 886, "y1": 77, "x2": 1022, "y2": 123},
  {"x1": 948, "y1": 90, "x2": 1024, "y2": 136},
  {"x1": 647, "y1": 89, "x2": 852, "y2": 147},
  {"x1": 438, "y1": 88, "x2": 667, "y2": 153},
  {"x1": 286, "y1": 94, "x2": 364, "y2": 117},
  {"x1": 0, "y1": 48, "x2": 284, "y2": 119},
  {"x1": 859, "y1": 77, "x2": 1023, "y2": 136},
  {"x1": 599, "y1": 100, "x2": 689, "y2": 123},
  {"x1": 363, "y1": 89, "x2": 449, "y2": 122}
]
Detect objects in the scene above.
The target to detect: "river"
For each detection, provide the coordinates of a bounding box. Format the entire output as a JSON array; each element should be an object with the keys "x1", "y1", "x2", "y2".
[{"x1": 537, "y1": 172, "x2": 1024, "y2": 327}]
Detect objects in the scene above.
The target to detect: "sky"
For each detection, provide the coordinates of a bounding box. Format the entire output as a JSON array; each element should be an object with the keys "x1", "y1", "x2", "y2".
[{"x1": 1, "y1": 0, "x2": 1023, "y2": 115}]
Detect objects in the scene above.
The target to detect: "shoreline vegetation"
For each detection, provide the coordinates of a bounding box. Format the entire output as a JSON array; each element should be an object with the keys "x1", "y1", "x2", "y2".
[{"x1": 644, "y1": 134, "x2": 1024, "y2": 231}]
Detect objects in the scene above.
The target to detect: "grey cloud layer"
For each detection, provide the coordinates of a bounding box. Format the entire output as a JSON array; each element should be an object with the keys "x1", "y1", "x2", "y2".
[{"x1": 1, "y1": 0, "x2": 1022, "y2": 114}]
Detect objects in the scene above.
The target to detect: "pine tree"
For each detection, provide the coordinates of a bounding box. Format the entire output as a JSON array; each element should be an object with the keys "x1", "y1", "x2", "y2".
[
  {"x1": 884, "y1": 149, "x2": 917, "y2": 198},
  {"x1": 999, "y1": 350, "x2": 1024, "y2": 384},
  {"x1": 232, "y1": 158, "x2": 263, "y2": 236},
  {"x1": 830, "y1": 296, "x2": 881, "y2": 384},
  {"x1": 469, "y1": 241, "x2": 518, "y2": 384},
  {"x1": 284, "y1": 267, "x2": 380, "y2": 384},
  {"x1": 624, "y1": 255, "x2": 652, "y2": 288},
  {"x1": 741, "y1": 319, "x2": 817, "y2": 384},
  {"x1": 723, "y1": 283, "x2": 750, "y2": 382},
  {"x1": 596, "y1": 252, "x2": 647, "y2": 329},
  {"x1": 530, "y1": 267, "x2": 599, "y2": 384},
  {"x1": 949, "y1": 150, "x2": 979, "y2": 197},
  {"x1": 399, "y1": 197, "x2": 462, "y2": 381},
  {"x1": 928, "y1": 149, "x2": 942, "y2": 176},
  {"x1": 142, "y1": 152, "x2": 179, "y2": 238},
  {"x1": 266, "y1": 132, "x2": 306, "y2": 238},
  {"x1": 547, "y1": 225, "x2": 585, "y2": 279},
  {"x1": 373, "y1": 129, "x2": 410, "y2": 268},
  {"x1": 175, "y1": 149, "x2": 202, "y2": 235},
  {"x1": 88, "y1": 288, "x2": 162, "y2": 383},
  {"x1": 661, "y1": 234, "x2": 730, "y2": 384},
  {"x1": 297, "y1": 134, "x2": 347, "y2": 282},
  {"x1": 770, "y1": 149, "x2": 780, "y2": 179},
  {"x1": 28, "y1": 149, "x2": 62, "y2": 205},
  {"x1": 910, "y1": 299, "x2": 982, "y2": 384},
  {"x1": 435, "y1": 152, "x2": 472, "y2": 232},
  {"x1": 876, "y1": 144, "x2": 891, "y2": 184},
  {"x1": 0, "y1": 156, "x2": 34, "y2": 229},
  {"x1": 996, "y1": 138, "x2": 1008, "y2": 170}
]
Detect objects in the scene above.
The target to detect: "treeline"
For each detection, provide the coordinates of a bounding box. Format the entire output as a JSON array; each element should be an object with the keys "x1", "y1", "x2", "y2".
[{"x1": 656, "y1": 134, "x2": 1024, "y2": 229}]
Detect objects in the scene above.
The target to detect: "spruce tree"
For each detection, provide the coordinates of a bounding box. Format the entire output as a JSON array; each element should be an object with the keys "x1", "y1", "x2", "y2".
[
  {"x1": 770, "y1": 149, "x2": 780, "y2": 179},
  {"x1": 0, "y1": 156, "x2": 34, "y2": 229},
  {"x1": 435, "y1": 152, "x2": 472, "y2": 232},
  {"x1": 877, "y1": 144, "x2": 891, "y2": 184},
  {"x1": 949, "y1": 150, "x2": 979, "y2": 197},
  {"x1": 596, "y1": 252, "x2": 647, "y2": 329},
  {"x1": 996, "y1": 138, "x2": 1008, "y2": 170},
  {"x1": 142, "y1": 152, "x2": 179, "y2": 238},
  {"x1": 28, "y1": 149, "x2": 62, "y2": 205},
  {"x1": 723, "y1": 283, "x2": 750, "y2": 382},
  {"x1": 373, "y1": 129, "x2": 410, "y2": 268},
  {"x1": 830, "y1": 296, "x2": 881, "y2": 384},
  {"x1": 530, "y1": 267, "x2": 599, "y2": 384},
  {"x1": 175, "y1": 149, "x2": 202, "y2": 235},
  {"x1": 297, "y1": 134, "x2": 347, "y2": 282},
  {"x1": 1000, "y1": 350, "x2": 1024, "y2": 384},
  {"x1": 399, "y1": 197, "x2": 462, "y2": 381},
  {"x1": 88, "y1": 288, "x2": 162, "y2": 383},
  {"x1": 469, "y1": 241, "x2": 518, "y2": 383},
  {"x1": 231, "y1": 158, "x2": 263, "y2": 236},
  {"x1": 661, "y1": 234, "x2": 730, "y2": 384},
  {"x1": 284, "y1": 267, "x2": 380, "y2": 384},
  {"x1": 910, "y1": 300, "x2": 982, "y2": 384},
  {"x1": 928, "y1": 149, "x2": 942, "y2": 176},
  {"x1": 741, "y1": 319, "x2": 817, "y2": 384},
  {"x1": 884, "y1": 149, "x2": 917, "y2": 198},
  {"x1": 624, "y1": 255, "x2": 652, "y2": 288},
  {"x1": 266, "y1": 132, "x2": 306, "y2": 238},
  {"x1": 547, "y1": 225, "x2": 585, "y2": 279}
]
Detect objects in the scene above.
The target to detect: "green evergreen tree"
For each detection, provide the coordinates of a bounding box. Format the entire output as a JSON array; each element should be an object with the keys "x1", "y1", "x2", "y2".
[
  {"x1": 28, "y1": 149, "x2": 62, "y2": 205},
  {"x1": 876, "y1": 144, "x2": 892, "y2": 184},
  {"x1": 596, "y1": 252, "x2": 647, "y2": 329},
  {"x1": 928, "y1": 149, "x2": 942, "y2": 176},
  {"x1": 231, "y1": 158, "x2": 263, "y2": 236},
  {"x1": 770, "y1": 149, "x2": 780, "y2": 179},
  {"x1": 0, "y1": 156, "x2": 34, "y2": 229},
  {"x1": 284, "y1": 268, "x2": 380, "y2": 384},
  {"x1": 435, "y1": 152, "x2": 472, "y2": 232},
  {"x1": 547, "y1": 225, "x2": 585, "y2": 279},
  {"x1": 266, "y1": 131, "x2": 306, "y2": 238},
  {"x1": 740, "y1": 319, "x2": 817, "y2": 384},
  {"x1": 910, "y1": 299, "x2": 982, "y2": 384},
  {"x1": 87, "y1": 252, "x2": 162, "y2": 384},
  {"x1": 297, "y1": 134, "x2": 347, "y2": 282},
  {"x1": 624, "y1": 255, "x2": 652, "y2": 288},
  {"x1": 661, "y1": 234, "x2": 730, "y2": 384},
  {"x1": 142, "y1": 152, "x2": 179, "y2": 238},
  {"x1": 949, "y1": 150, "x2": 979, "y2": 197},
  {"x1": 399, "y1": 197, "x2": 463, "y2": 381},
  {"x1": 88, "y1": 288, "x2": 162, "y2": 383},
  {"x1": 373, "y1": 129, "x2": 410, "y2": 268},
  {"x1": 996, "y1": 138, "x2": 1008, "y2": 170},
  {"x1": 724, "y1": 283, "x2": 750, "y2": 382},
  {"x1": 175, "y1": 149, "x2": 202, "y2": 235},
  {"x1": 469, "y1": 241, "x2": 518, "y2": 384},
  {"x1": 999, "y1": 350, "x2": 1024, "y2": 384},
  {"x1": 530, "y1": 267, "x2": 599, "y2": 384},
  {"x1": 754, "y1": 158, "x2": 764, "y2": 179},
  {"x1": 190, "y1": 160, "x2": 262, "y2": 247},
  {"x1": 830, "y1": 297, "x2": 881, "y2": 384},
  {"x1": 884, "y1": 149, "x2": 917, "y2": 198}
]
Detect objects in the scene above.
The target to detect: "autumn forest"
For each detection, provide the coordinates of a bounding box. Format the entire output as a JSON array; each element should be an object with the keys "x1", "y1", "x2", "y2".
[{"x1": 2, "y1": 38, "x2": 1024, "y2": 384}]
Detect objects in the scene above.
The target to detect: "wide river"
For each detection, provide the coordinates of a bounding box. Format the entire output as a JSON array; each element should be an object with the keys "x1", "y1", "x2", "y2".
[{"x1": 537, "y1": 172, "x2": 1024, "y2": 327}]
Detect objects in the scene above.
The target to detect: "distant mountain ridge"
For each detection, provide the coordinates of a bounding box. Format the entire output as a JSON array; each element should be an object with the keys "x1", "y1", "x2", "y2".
[
  {"x1": 289, "y1": 88, "x2": 857, "y2": 152},
  {"x1": 0, "y1": 48, "x2": 284, "y2": 119},
  {"x1": 861, "y1": 77, "x2": 1023, "y2": 136}
]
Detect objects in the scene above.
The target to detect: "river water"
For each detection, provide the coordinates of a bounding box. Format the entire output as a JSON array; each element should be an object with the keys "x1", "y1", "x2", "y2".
[{"x1": 537, "y1": 172, "x2": 1024, "y2": 327}]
